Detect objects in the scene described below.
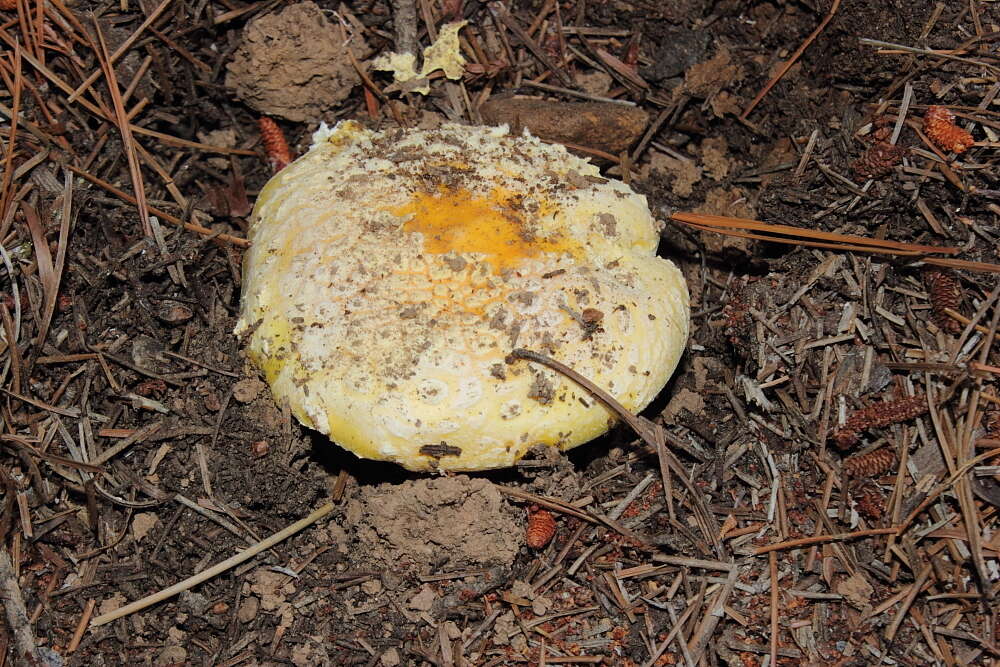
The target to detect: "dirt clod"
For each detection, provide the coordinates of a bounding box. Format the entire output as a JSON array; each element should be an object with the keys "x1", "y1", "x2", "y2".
[
  {"x1": 346, "y1": 476, "x2": 522, "y2": 570},
  {"x1": 237, "y1": 596, "x2": 259, "y2": 623},
  {"x1": 232, "y1": 376, "x2": 265, "y2": 403},
  {"x1": 646, "y1": 151, "x2": 702, "y2": 197},
  {"x1": 693, "y1": 187, "x2": 756, "y2": 257},
  {"x1": 226, "y1": 2, "x2": 370, "y2": 121},
  {"x1": 250, "y1": 568, "x2": 293, "y2": 610}
]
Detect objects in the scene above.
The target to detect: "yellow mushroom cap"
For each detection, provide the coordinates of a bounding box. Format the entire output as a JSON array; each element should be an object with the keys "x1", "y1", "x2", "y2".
[{"x1": 236, "y1": 121, "x2": 689, "y2": 471}]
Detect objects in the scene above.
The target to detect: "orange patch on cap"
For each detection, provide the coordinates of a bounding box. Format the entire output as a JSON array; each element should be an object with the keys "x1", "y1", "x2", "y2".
[{"x1": 392, "y1": 187, "x2": 577, "y2": 271}]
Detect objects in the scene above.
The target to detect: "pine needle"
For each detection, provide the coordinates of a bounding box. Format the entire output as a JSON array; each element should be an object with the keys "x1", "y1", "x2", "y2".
[
  {"x1": 91, "y1": 16, "x2": 152, "y2": 237},
  {"x1": 671, "y1": 211, "x2": 962, "y2": 257}
]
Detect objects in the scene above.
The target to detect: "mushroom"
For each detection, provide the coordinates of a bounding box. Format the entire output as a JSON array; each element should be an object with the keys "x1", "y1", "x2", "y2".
[{"x1": 236, "y1": 121, "x2": 689, "y2": 470}]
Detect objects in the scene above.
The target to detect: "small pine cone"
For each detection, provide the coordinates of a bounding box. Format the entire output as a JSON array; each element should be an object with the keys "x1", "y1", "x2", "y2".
[
  {"x1": 853, "y1": 484, "x2": 886, "y2": 521},
  {"x1": 258, "y1": 117, "x2": 293, "y2": 172},
  {"x1": 526, "y1": 507, "x2": 556, "y2": 549},
  {"x1": 831, "y1": 395, "x2": 927, "y2": 449},
  {"x1": 923, "y1": 106, "x2": 975, "y2": 154},
  {"x1": 922, "y1": 267, "x2": 962, "y2": 334},
  {"x1": 853, "y1": 142, "x2": 907, "y2": 179},
  {"x1": 843, "y1": 448, "x2": 896, "y2": 478}
]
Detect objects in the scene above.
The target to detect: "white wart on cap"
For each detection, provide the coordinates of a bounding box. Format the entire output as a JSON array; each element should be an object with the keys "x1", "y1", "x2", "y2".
[{"x1": 236, "y1": 121, "x2": 689, "y2": 470}]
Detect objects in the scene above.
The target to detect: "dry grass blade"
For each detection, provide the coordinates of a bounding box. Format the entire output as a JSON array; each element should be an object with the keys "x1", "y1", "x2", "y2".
[
  {"x1": 919, "y1": 373, "x2": 993, "y2": 599},
  {"x1": 922, "y1": 256, "x2": 1000, "y2": 275},
  {"x1": 960, "y1": 299, "x2": 1000, "y2": 598},
  {"x1": 594, "y1": 47, "x2": 648, "y2": 90},
  {"x1": 884, "y1": 564, "x2": 932, "y2": 642},
  {"x1": 0, "y1": 304, "x2": 21, "y2": 395},
  {"x1": 65, "y1": 164, "x2": 248, "y2": 247},
  {"x1": 495, "y1": 487, "x2": 596, "y2": 524},
  {"x1": 0, "y1": 435, "x2": 105, "y2": 473},
  {"x1": 11, "y1": 173, "x2": 71, "y2": 355},
  {"x1": 896, "y1": 447, "x2": 1000, "y2": 534},
  {"x1": 488, "y1": 2, "x2": 573, "y2": 87},
  {"x1": 2, "y1": 37, "x2": 241, "y2": 248},
  {"x1": 129, "y1": 126, "x2": 257, "y2": 156},
  {"x1": 753, "y1": 527, "x2": 898, "y2": 554},
  {"x1": 671, "y1": 211, "x2": 959, "y2": 256},
  {"x1": 10, "y1": 40, "x2": 112, "y2": 118},
  {"x1": 43, "y1": 171, "x2": 72, "y2": 348}
]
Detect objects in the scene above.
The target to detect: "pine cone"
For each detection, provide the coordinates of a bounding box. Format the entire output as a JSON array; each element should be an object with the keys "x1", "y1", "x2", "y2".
[
  {"x1": 922, "y1": 267, "x2": 962, "y2": 334},
  {"x1": 258, "y1": 117, "x2": 293, "y2": 172},
  {"x1": 923, "y1": 106, "x2": 974, "y2": 154},
  {"x1": 843, "y1": 447, "x2": 896, "y2": 478},
  {"x1": 526, "y1": 507, "x2": 556, "y2": 549},
  {"x1": 853, "y1": 142, "x2": 906, "y2": 179},
  {"x1": 832, "y1": 395, "x2": 927, "y2": 449}
]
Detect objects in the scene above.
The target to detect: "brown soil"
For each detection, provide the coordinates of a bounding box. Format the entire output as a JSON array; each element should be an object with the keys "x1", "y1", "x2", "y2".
[
  {"x1": 1, "y1": 0, "x2": 999, "y2": 665},
  {"x1": 226, "y1": 1, "x2": 371, "y2": 122},
  {"x1": 345, "y1": 476, "x2": 523, "y2": 570}
]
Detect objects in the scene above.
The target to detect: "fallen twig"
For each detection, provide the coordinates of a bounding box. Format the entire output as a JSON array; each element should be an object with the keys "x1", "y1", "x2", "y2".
[
  {"x1": 390, "y1": 0, "x2": 419, "y2": 56},
  {"x1": 90, "y1": 501, "x2": 335, "y2": 627},
  {"x1": 0, "y1": 547, "x2": 44, "y2": 663},
  {"x1": 488, "y1": 2, "x2": 573, "y2": 87},
  {"x1": 753, "y1": 527, "x2": 897, "y2": 554},
  {"x1": 92, "y1": 16, "x2": 151, "y2": 236}
]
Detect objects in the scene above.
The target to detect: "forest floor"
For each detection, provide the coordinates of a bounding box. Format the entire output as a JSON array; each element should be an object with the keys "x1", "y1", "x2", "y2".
[{"x1": 0, "y1": 0, "x2": 999, "y2": 665}]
